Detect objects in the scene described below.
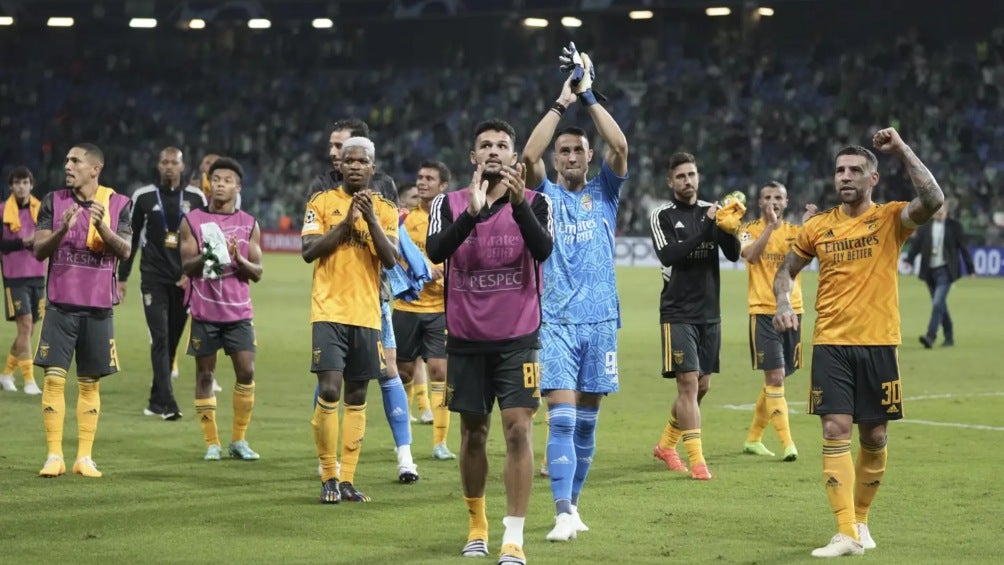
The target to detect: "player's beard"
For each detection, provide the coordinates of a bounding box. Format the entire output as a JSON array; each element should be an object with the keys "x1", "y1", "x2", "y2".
[
  {"x1": 839, "y1": 186, "x2": 865, "y2": 204},
  {"x1": 481, "y1": 170, "x2": 503, "y2": 184}
]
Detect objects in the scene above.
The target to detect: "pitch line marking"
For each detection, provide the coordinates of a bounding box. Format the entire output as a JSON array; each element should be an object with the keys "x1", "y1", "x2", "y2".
[{"x1": 721, "y1": 391, "x2": 1004, "y2": 432}]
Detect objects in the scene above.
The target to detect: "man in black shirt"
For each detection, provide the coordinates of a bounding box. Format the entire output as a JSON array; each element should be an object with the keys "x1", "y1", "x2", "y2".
[
  {"x1": 648, "y1": 152, "x2": 741, "y2": 480},
  {"x1": 308, "y1": 119, "x2": 398, "y2": 204},
  {"x1": 118, "y1": 147, "x2": 206, "y2": 420}
]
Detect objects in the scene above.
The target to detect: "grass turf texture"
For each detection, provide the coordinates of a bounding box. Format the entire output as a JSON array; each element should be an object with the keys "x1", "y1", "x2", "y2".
[{"x1": 1, "y1": 254, "x2": 1001, "y2": 563}]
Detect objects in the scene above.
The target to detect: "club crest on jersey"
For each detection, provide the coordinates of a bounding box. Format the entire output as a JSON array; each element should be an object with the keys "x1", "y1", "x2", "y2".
[
  {"x1": 756, "y1": 351, "x2": 765, "y2": 366},
  {"x1": 864, "y1": 218, "x2": 879, "y2": 231},
  {"x1": 191, "y1": 337, "x2": 201, "y2": 351},
  {"x1": 312, "y1": 349, "x2": 321, "y2": 364},
  {"x1": 673, "y1": 350, "x2": 685, "y2": 365},
  {"x1": 580, "y1": 194, "x2": 593, "y2": 212},
  {"x1": 39, "y1": 344, "x2": 49, "y2": 359},
  {"x1": 182, "y1": 201, "x2": 192, "y2": 214}
]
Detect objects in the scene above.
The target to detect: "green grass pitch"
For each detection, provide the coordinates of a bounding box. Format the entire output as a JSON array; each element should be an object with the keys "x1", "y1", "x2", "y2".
[{"x1": 1, "y1": 254, "x2": 1001, "y2": 563}]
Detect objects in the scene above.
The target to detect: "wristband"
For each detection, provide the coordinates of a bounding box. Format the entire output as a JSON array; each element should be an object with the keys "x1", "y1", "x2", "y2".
[
  {"x1": 578, "y1": 90, "x2": 597, "y2": 106},
  {"x1": 551, "y1": 101, "x2": 567, "y2": 116}
]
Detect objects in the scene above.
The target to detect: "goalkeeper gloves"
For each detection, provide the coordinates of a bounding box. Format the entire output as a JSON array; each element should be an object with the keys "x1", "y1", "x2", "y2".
[{"x1": 559, "y1": 42, "x2": 607, "y2": 106}]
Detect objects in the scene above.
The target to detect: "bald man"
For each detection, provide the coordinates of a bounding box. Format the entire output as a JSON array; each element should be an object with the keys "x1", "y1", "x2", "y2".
[{"x1": 119, "y1": 147, "x2": 207, "y2": 420}]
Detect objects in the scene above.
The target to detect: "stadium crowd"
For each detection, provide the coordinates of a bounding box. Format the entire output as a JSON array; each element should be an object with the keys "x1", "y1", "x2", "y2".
[{"x1": 1, "y1": 11, "x2": 1002, "y2": 242}]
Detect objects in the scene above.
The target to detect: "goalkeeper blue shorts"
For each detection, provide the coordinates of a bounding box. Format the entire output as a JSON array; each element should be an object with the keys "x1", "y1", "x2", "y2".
[{"x1": 540, "y1": 321, "x2": 619, "y2": 394}]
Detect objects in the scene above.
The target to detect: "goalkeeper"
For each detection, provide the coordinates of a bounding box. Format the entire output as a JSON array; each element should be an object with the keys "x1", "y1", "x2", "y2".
[
  {"x1": 647, "y1": 152, "x2": 741, "y2": 480},
  {"x1": 521, "y1": 42, "x2": 629, "y2": 542}
]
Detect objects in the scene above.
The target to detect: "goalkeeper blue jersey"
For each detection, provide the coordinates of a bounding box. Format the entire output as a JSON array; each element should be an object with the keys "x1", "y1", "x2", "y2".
[{"x1": 534, "y1": 160, "x2": 625, "y2": 325}]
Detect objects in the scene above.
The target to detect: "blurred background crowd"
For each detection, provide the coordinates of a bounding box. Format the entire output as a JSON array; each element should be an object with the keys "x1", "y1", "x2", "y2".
[{"x1": 2, "y1": 0, "x2": 1002, "y2": 243}]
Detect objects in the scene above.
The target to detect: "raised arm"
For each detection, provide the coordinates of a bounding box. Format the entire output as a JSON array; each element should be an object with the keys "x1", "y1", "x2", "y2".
[
  {"x1": 772, "y1": 251, "x2": 813, "y2": 331},
  {"x1": 872, "y1": 127, "x2": 945, "y2": 227},
  {"x1": 523, "y1": 78, "x2": 577, "y2": 190},
  {"x1": 588, "y1": 104, "x2": 628, "y2": 177}
]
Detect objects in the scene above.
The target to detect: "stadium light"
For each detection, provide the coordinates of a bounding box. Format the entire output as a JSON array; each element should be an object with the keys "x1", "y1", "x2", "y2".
[
  {"x1": 312, "y1": 18, "x2": 334, "y2": 29},
  {"x1": 705, "y1": 7, "x2": 731, "y2": 16},
  {"x1": 629, "y1": 10, "x2": 654, "y2": 20},
  {"x1": 758, "y1": 7, "x2": 775, "y2": 16},
  {"x1": 188, "y1": 19, "x2": 206, "y2": 29},
  {"x1": 248, "y1": 18, "x2": 271, "y2": 29},
  {"x1": 129, "y1": 18, "x2": 157, "y2": 29},
  {"x1": 523, "y1": 17, "x2": 548, "y2": 28},
  {"x1": 0, "y1": 16, "x2": 13, "y2": 26},
  {"x1": 561, "y1": 16, "x2": 582, "y2": 28},
  {"x1": 47, "y1": 17, "x2": 74, "y2": 27}
]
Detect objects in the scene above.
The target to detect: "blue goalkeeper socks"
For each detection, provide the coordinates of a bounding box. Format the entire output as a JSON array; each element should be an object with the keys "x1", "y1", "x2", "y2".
[
  {"x1": 380, "y1": 375, "x2": 412, "y2": 448},
  {"x1": 546, "y1": 403, "x2": 576, "y2": 515},
  {"x1": 571, "y1": 406, "x2": 599, "y2": 506}
]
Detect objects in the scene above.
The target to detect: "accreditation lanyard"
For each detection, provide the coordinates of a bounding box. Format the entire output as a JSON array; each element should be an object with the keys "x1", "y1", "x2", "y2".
[
  {"x1": 156, "y1": 188, "x2": 185, "y2": 248},
  {"x1": 155, "y1": 188, "x2": 185, "y2": 232}
]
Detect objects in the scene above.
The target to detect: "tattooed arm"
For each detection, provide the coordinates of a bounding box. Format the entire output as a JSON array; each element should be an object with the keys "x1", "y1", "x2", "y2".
[
  {"x1": 772, "y1": 251, "x2": 813, "y2": 332},
  {"x1": 872, "y1": 127, "x2": 945, "y2": 228}
]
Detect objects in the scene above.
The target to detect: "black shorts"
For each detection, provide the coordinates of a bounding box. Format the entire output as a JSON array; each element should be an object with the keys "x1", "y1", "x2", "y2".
[
  {"x1": 34, "y1": 306, "x2": 120, "y2": 377},
  {"x1": 660, "y1": 322, "x2": 720, "y2": 378},
  {"x1": 809, "y1": 345, "x2": 903, "y2": 423},
  {"x1": 5, "y1": 282, "x2": 45, "y2": 322},
  {"x1": 188, "y1": 319, "x2": 256, "y2": 356},
  {"x1": 311, "y1": 322, "x2": 384, "y2": 381},
  {"x1": 446, "y1": 349, "x2": 541, "y2": 415},
  {"x1": 749, "y1": 314, "x2": 802, "y2": 376},
  {"x1": 393, "y1": 310, "x2": 447, "y2": 362}
]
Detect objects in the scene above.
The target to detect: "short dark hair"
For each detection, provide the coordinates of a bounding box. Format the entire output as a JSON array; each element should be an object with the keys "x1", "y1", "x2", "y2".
[
  {"x1": 835, "y1": 145, "x2": 878, "y2": 171},
  {"x1": 331, "y1": 119, "x2": 370, "y2": 138},
  {"x1": 8, "y1": 166, "x2": 33, "y2": 186},
  {"x1": 418, "y1": 160, "x2": 452, "y2": 184},
  {"x1": 758, "y1": 180, "x2": 786, "y2": 197},
  {"x1": 555, "y1": 126, "x2": 589, "y2": 142},
  {"x1": 208, "y1": 157, "x2": 244, "y2": 180},
  {"x1": 472, "y1": 119, "x2": 516, "y2": 147},
  {"x1": 397, "y1": 182, "x2": 416, "y2": 197},
  {"x1": 74, "y1": 143, "x2": 105, "y2": 165},
  {"x1": 666, "y1": 152, "x2": 698, "y2": 174}
]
